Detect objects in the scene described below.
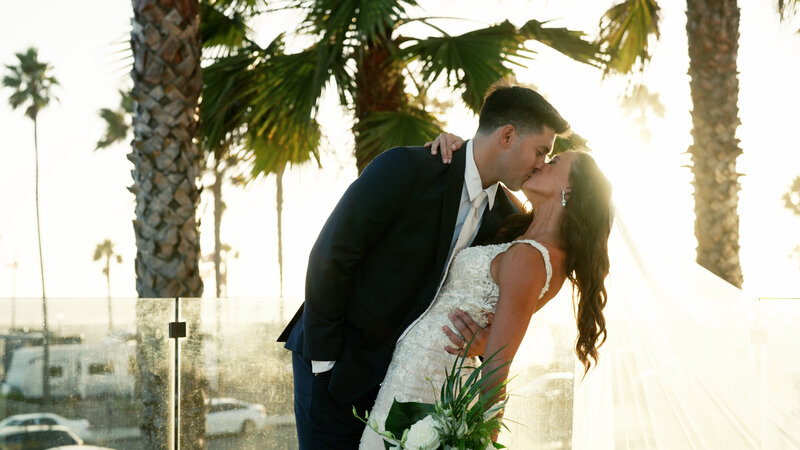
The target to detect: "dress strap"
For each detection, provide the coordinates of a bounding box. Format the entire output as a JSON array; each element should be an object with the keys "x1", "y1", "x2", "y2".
[{"x1": 510, "y1": 239, "x2": 553, "y2": 300}]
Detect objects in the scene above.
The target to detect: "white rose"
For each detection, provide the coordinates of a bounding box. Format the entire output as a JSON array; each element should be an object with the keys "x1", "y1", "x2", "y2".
[{"x1": 404, "y1": 415, "x2": 440, "y2": 450}]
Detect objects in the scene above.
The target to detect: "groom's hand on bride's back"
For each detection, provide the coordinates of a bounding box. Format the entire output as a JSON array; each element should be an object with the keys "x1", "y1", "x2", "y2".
[{"x1": 443, "y1": 309, "x2": 494, "y2": 358}]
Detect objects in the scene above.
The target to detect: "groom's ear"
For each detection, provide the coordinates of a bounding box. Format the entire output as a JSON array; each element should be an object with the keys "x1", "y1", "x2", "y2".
[{"x1": 499, "y1": 125, "x2": 515, "y2": 148}]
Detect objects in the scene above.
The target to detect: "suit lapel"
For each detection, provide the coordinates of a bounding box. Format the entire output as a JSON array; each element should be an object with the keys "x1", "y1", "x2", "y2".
[{"x1": 434, "y1": 142, "x2": 468, "y2": 276}]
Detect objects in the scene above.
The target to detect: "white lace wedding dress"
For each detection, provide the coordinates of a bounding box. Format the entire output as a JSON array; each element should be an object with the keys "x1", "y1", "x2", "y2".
[{"x1": 359, "y1": 239, "x2": 552, "y2": 449}]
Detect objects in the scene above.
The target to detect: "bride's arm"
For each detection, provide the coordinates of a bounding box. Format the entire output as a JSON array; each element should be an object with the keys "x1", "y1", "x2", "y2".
[
  {"x1": 481, "y1": 244, "x2": 548, "y2": 436},
  {"x1": 424, "y1": 132, "x2": 464, "y2": 164}
]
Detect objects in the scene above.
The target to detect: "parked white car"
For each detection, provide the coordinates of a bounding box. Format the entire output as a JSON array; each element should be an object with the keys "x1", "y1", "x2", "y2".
[
  {"x1": 205, "y1": 398, "x2": 267, "y2": 436},
  {"x1": 0, "y1": 424, "x2": 83, "y2": 448},
  {"x1": 0, "y1": 413, "x2": 93, "y2": 441}
]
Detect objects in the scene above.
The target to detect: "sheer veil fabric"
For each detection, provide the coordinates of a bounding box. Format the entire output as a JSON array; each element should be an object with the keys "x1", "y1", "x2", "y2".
[{"x1": 497, "y1": 204, "x2": 800, "y2": 449}]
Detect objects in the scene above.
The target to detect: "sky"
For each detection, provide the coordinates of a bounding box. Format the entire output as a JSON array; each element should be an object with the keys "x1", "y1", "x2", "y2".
[{"x1": 0, "y1": 0, "x2": 798, "y2": 320}]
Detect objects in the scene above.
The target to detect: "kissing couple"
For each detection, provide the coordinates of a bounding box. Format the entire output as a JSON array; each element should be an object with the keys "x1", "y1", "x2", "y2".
[{"x1": 278, "y1": 85, "x2": 614, "y2": 449}]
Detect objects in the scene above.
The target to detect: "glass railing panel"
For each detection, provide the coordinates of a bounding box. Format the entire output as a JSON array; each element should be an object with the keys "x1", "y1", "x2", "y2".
[
  {"x1": 755, "y1": 297, "x2": 800, "y2": 449},
  {"x1": 182, "y1": 296, "x2": 300, "y2": 450},
  {"x1": 0, "y1": 297, "x2": 175, "y2": 449}
]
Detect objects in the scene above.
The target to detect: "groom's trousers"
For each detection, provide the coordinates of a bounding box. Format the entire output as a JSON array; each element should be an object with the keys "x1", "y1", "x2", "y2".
[{"x1": 292, "y1": 352, "x2": 380, "y2": 449}]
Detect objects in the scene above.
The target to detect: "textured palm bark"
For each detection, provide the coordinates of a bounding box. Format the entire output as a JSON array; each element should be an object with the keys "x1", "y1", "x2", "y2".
[
  {"x1": 354, "y1": 31, "x2": 406, "y2": 173},
  {"x1": 129, "y1": 0, "x2": 206, "y2": 448},
  {"x1": 686, "y1": 0, "x2": 744, "y2": 287}
]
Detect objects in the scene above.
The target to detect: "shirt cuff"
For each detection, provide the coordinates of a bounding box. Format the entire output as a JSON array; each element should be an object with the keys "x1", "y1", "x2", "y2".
[{"x1": 312, "y1": 360, "x2": 335, "y2": 374}]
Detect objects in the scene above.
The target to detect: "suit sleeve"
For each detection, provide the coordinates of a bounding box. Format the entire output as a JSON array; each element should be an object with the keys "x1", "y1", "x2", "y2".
[{"x1": 303, "y1": 147, "x2": 418, "y2": 360}]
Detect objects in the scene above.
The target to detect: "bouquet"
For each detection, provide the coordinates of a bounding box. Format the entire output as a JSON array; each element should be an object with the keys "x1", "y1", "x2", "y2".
[{"x1": 356, "y1": 344, "x2": 510, "y2": 450}]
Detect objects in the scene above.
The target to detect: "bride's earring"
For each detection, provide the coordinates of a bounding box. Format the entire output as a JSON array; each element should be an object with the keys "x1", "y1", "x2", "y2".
[{"x1": 561, "y1": 189, "x2": 567, "y2": 207}]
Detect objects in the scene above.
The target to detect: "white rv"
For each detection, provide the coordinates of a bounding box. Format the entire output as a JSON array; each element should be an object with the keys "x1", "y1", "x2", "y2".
[{"x1": 0, "y1": 342, "x2": 136, "y2": 399}]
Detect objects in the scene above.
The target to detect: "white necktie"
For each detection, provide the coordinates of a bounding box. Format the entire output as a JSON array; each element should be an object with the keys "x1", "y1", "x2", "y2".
[{"x1": 451, "y1": 190, "x2": 488, "y2": 260}]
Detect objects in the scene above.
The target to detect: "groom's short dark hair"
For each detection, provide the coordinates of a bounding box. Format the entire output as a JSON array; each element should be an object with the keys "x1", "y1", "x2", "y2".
[{"x1": 477, "y1": 86, "x2": 570, "y2": 136}]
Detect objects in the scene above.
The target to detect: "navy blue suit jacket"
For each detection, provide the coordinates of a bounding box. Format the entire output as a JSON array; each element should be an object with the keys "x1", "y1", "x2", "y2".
[{"x1": 278, "y1": 144, "x2": 518, "y2": 403}]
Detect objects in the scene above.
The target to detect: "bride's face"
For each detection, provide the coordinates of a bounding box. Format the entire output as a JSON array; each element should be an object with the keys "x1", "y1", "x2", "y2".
[{"x1": 521, "y1": 151, "x2": 576, "y2": 202}]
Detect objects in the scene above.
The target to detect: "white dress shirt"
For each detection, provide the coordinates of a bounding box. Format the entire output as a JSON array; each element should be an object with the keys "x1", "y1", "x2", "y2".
[{"x1": 447, "y1": 139, "x2": 498, "y2": 263}]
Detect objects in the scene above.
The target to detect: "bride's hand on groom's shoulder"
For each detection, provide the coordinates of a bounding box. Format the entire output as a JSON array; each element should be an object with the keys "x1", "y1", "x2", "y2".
[
  {"x1": 443, "y1": 309, "x2": 494, "y2": 358},
  {"x1": 425, "y1": 132, "x2": 464, "y2": 164}
]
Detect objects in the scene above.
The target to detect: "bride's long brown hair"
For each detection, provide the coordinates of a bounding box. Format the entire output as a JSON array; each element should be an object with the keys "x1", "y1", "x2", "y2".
[{"x1": 481, "y1": 151, "x2": 613, "y2": 375}]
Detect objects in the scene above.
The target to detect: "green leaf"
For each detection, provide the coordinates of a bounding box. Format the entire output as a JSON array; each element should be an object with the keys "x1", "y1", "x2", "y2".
[
  {"x1": 401, "y1": 21, "x2": 524, "y2": 111},
  {"x1": 519, "y1": 19, "x2": 603, "y2": 68},
  {"x1": 355, "y1": 106, "x2": 443, "y2": 168},
  {"x1": 95, "y1": 108, "x2": 129, "y2": 150},
  {"x1": 201, "y1": 1, "x2": 252, "y2": 51},
  {"x1": 597, "y1": 0, "x2": 661, "y2": 75},
  {"x1": 298, "y1": 0, "x2": 415, "y2": 43},
  {"x1": 383, "y1": 399, "x2": 435, "y2": 443}
]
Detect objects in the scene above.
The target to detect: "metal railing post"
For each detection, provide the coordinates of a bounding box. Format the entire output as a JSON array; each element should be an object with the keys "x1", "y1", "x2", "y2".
[{"x1": 169, "y1": 297, "x2": 186, "y2": 450}]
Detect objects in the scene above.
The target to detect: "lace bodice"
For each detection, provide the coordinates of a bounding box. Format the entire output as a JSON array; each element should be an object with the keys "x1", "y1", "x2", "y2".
[{"x1": 359, "y1": 239, "x2": 552, "y2": 449}]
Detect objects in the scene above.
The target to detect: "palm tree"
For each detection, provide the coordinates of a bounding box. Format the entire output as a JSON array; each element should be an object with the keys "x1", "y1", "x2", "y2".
[
  {"x1": 200, "y1": 22, "x2": 323, "y2": 300},
  {"x1": 105, "y1": 2, "x2": 267, "y2": 302},
  {"x1": 96, "y1": 87, "x2": 243, "y2": 299},
  {"x1": 93, "y1": 239, "x2": 123, "y2": 331},
  {"x1": 238, "y1": 1, "x2": 604, "y2": 174},
  {"x1": 203, "y1": 3, "x2": 604, "y2": 294},
  {"x1": 2, "y1": 46, "x2": 59, "y2": 405},
  {"x1": 597, "y1": 0, "x2": 797, "y2": 288},
  {"x1": 129, "y1": 1, "x2": 205, "y2": 448}
]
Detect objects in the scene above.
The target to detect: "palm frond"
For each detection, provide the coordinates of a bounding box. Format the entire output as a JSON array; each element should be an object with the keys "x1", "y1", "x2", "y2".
[
  {"x1": 95, "y1": 89, "x2": 133, "y2": 151},
  {"x1": 2, "y1": 70, "x2": 22, "y2": 89},
  {"x1": 96, "y1": 108, "x2": 130, "y2": 150},
  {"x1": 245, "y1": 116, "x2": 322, "y2": 177},
  {"x1": 206, "y1": 0, "x2": 266, "y2": 15},
  {"x1": 778, "y1": 0, "x2": 799, "y2": 18},
  {"x1": 597, "y1": 0, "x2": 661, "y2": 75},
  {"x1": 355, "y1": 105, "x2": 442, "y2": 165},
  {"x1": 200, "y1": 47, "x2": 263, "y2": 151},
  {"x1": 248, "y1": 45, "x2": 329, "y2": 135},
  {"x1": 519, "y1": 19, "x2": 603, "y2": 67},
  {"x1": 783, "y1": 176, "x2": 800, "y2": 216},
  {"x1": 201, "y1": 1, "x2": 252, "y2": 51},
  {"x1": 202, "y1": 38, "x2": 323, "y2": 177},
  {"x1": 298, "y1": 0, "x2": 415, "y2": 43},
  {"x1": 401, "y1": 20, "x2": 525, "y2": 111}
]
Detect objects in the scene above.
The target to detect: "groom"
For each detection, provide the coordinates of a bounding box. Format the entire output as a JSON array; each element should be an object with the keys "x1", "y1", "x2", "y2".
[{"x1": 278, "y1": 85, "x2": 570, "y2": 449}]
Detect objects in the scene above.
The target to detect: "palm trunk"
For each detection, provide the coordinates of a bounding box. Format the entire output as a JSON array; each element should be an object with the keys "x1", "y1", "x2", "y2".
[
  {"x1": 213, "y1": 154, "x2": 224, "y2": 298},
  {"x1": 353, "y1": 30, "x2": 405, "y2": 173},
  {"x1": 276, "y1": 164, "x2": 284, "y2": 299},
  {"x1": 130, "y1": 1, "x2": 206, "y2": 448},
  {"x1": 106, "y1": 256, "x2": 113, "y2": 332},
  {"x1": 686, "y1": 0, "x2": 744, "y2": 288},
  {"x1": 213, "y1": 154, "x2": 224, "y2": 394},
  {"x1": 33, "y1": 116, "x2": 51, "y2": 405}
]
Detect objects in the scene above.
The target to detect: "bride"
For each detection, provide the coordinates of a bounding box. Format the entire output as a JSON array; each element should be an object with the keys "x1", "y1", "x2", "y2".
[
  {"x1": 393, "y1": 136, "x2": 800, "y2": 449},
  {"x1": 359, "y1": 147, "x2": 614, "y2": 449}
]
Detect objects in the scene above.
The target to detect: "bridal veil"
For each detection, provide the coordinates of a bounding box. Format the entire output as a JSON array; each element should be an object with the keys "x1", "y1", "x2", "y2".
[{"x1": 498, "y1": 201, "x2": 800, "y2": 449}]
